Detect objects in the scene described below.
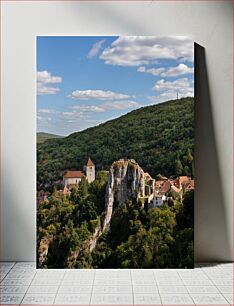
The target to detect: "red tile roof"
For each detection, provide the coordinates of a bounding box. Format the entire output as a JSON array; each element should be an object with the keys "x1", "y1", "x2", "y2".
[
  {"x1": 179, "y1": 176, "x2": 189, "y2": 185},
  {"x1": 86, "y1": 157, "x2": 94, "y2": 166},
  {"x1": 160, "y1": 181, "x2": 171, "y2": 193},
  {"x1": 63, "y1": 171, "x2": 85, "y2": 179}
]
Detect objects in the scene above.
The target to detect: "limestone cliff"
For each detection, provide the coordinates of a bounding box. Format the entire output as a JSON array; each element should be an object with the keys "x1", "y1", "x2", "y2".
[
  {"x1": 102, "y1": 159, "x2": 145, "y2": 232},
  {"x1": 86, "y1": 159, "x2": 145, "y2": 252}
]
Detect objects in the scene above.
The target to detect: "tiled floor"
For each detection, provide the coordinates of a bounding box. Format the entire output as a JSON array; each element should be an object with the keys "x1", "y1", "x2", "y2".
[{"x1": 0, "y1": 262, "x2": 233, "y2": 305}]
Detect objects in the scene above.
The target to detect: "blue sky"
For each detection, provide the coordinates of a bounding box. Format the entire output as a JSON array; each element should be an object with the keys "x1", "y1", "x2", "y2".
[{"x1": 37, "y1": 36, "x2": 194, "y2": 136}]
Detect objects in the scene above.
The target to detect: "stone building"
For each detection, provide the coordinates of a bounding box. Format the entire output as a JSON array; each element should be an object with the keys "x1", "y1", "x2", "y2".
[{"x1": 63, "y1": 157, "x2": 95, "y2": 188}]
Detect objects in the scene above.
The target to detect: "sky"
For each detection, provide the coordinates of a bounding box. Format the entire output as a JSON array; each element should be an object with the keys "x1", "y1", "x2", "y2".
[{"x1": 37, "y1": 36, "x2": 194, "y2": 136}]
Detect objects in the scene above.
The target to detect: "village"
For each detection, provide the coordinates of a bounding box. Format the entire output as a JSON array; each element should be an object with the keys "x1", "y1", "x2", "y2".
[{"x1": 37, "y1": 157, "x2": 194, "y2": 208}]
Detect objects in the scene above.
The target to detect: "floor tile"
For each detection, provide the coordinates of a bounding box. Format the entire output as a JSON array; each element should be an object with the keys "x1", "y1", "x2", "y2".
[
  {"x1": 181, "y1": 278, "x2": 213, "y2": 286},
  {"x1": 212, "y1": 279, "x2": 233, "y2": 286},
  {"x1": 92, "y1": 285, "x2": 132, "y2": 294},
  {"x1": 190, "y1": 293, "x2": 230, "y2": 305},
  {"x1": 35, "y1": 273, "x2": 64, "y2": 280},
  {"x1": 134, "y1": 293, "x2": 161, "y2": 305},
  {"x1": 4, "y1": 272, "x2": 35, "y2": 280},
  {"x1": 0, "y1": 261, "x2": 232, "y2": 305},
  {"x1": 186, "y1": 285, "x2": 219, "y2": 293},
  {"x1": 0, "y1": 262, "x2": 15, "y2": 268},
  {"x1": 0, "y1": 285, "x2": 28, "y2": 294},
  {"x1": 223, "y1": 293, "x2": 233, "y2": 304},
  {"x1": 31, "y1": 278, "x2": 61, "y2": 286},
  {"x1": 160, "y1": 294, "x2": 194, "y2": 305},
  {"x1": 0, "y1": 272, "x2": 10, "y2": 280},
  {"x1": 156, "y1": 279, "x2": 184, "y2": 285},
  {"x1": 158, "y1": 285, "x2": 188, "y2": 294},
  {"x1": 93, "y1": 279, "x2": 132, "y2": 285},
  {"x1": 14, "y1": 262, "x2": 36, "y2": 268},
  {"x1": 0, "y1": 279, "x2": 32, "y2": 286},
  {"x1": 63, "y1": 274, "x2": 94, "y2": 280},
  {"x1": 21, "y1": 293, "x2": 55, "y2": 305},
  {"x1": 0, "y1": 294, "x2": 24, "y2": 305},
  {"x1": 54, "y1": 294, "x2": 90, "y2": 305},
  {"x1": 62, "y1": 278, "x2": 94, "y2": 285},
  {"x1": 58, "y1": 285, "x2": 92, "y2": 294},
  {"x1": 216, "y1": 285, "x2": 233, "y2": 293},
  {"x1": 133, "y1": 285, "x2": 158, "y2": 294},
  {"x1": 27, "y1": 285, "x2": 59, "y2": 294},
  {"x1": 91, "y1": 294, "x2": 133, "y2": 305},
  {"x1": 132, "y1": 278, "x2": 156, "y2": 285}
]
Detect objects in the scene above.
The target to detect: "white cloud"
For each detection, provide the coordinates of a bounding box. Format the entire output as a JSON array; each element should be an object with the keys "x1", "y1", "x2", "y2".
[
  {"x1": 37, "y1": 70, "x2": 62, "y2": 95},
  {"x1": 68, "y1": 89, "x2": 132, "y2": 101},
  {"x1": 138, "y1": 66, "x2": 165, "y2": 76},
  {"x1": 103, "y1": 100, "x2": 140, "y2": 111},
  {"x1": 37, "y1": 115, "x2": 52, "y2": 121},
  {"x1": 153, "y1": 78, "x2": 192, "y2": 91},
  {"x1": 37, "y1": 85, "x2": 60, "y2": 95},
  {"x1": 87, "y1": 39, "x2": 105, "y2": 58},
  {"x1": 71, "y1": 100, "x2": 140, "y2": 113},
  {"x1": 38, "y1": 108, "x2": 57, "y2": 114},
  {"x1": 37, "y1": 71, "x2": 62, "y2": 84},
  {"x1": 149, "y1": 77, "x2": 194, "y2": 103},
  {"x1": 100, "y1": 36, "x2": 194, "y2": 67},
  {"x1": 138, "y1": 63, "x2": 193, "y2": 77},
  {"x1": 61, "y1": 111, "x2": 76, "y2": 117},
  {"x1": 72, "y1": 105, "x2": 105, "y2": 113},
  {"x1": 137, "y1": 66, "x2": 146, "y2": 73},
  {"x1": 162, "y1": 64, "x2": 194, "y2": 77}
]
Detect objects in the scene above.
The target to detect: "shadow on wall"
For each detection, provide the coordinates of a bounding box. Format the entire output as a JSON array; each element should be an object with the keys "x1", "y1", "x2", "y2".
[
  {"x1": 194, "y1": 44, "x2": 232, "y2": 262},
  {"x1": 2, "y1": 160, "x2": 36, "y2": 261}
]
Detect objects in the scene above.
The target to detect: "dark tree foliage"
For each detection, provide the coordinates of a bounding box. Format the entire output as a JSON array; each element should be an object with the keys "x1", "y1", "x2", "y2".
[
  {"x1": 37, "y1": 171, "x2": 108, "y2": 268},
  {"x1": 92, "y1": 191, "x2": 194, "y2": 269},
  {"x1": 37, "y1": 98, "x2": 194, "y2": 191}
]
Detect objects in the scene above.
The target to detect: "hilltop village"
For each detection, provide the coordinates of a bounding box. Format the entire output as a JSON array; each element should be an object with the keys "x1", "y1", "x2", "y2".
[{"x1": 37, "y1": 157, "x2": 194, "y2": 208}]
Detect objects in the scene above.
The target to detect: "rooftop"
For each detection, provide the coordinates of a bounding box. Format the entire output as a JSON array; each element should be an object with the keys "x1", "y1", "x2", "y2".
[{"x1": 63, "y1": 171, "x2": 85, "y2": 178}]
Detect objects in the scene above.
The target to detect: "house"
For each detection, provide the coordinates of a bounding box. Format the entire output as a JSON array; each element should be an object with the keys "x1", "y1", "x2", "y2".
[
  {"x1": 63, "y1": 157, "x2": 95, "y2": 189},
  {"x1": 183, "y1": 179, "x2": 195, "y2": 192},
  {"x1": 63, "y1": 170, "x2": 85, "y2": 186},
  {"x1": 173, "y1": 176, "x2": 189, "y2": 190},
  {"x1": 160, "y1": 181, "x2": 171, "y2": 195}
]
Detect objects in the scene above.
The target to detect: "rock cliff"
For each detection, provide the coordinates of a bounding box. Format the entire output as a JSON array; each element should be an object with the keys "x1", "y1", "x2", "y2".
[
  {"x1": 38, "y1": 159, "x2": 146, "y2": 267},
  {"x1": 102, "y1": 159, "x2": 145, "y2": 231}
]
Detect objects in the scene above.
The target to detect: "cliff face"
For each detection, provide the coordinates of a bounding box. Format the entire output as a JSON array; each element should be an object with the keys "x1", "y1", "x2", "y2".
[
  {"x1": 102, "y1": 159, "x2": 145, "y2": 231},
  {"x1": 38, "y1": 159, "x2": 146, "y2": 268}
]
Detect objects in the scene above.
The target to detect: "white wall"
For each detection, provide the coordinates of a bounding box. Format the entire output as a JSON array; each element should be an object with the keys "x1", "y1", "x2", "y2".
[
  {"x1": 65, "y1": 178, "x2": 81, "y2": 185},
  {"x1": 1, "y1": 1, "x2": 232, "y2": 262}
]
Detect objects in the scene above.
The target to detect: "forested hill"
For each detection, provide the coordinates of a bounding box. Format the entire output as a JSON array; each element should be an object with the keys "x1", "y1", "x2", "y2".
[
  {"x1": 37, "y1": 132, "x2": 63, "y2": 144},
  {"x1": 37, "y1": 97, "x2": 194, "y2": 190}
]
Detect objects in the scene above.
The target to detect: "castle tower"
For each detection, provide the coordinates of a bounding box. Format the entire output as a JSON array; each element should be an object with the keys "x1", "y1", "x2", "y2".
[{"x1": 84, "y1": 157, "x2": 95, "y2": 183}]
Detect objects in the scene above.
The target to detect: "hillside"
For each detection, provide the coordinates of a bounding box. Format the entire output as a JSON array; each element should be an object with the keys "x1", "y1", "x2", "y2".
[
  {"x1": 37, "y1": 97, "x2": 194, "y2": 190},
  {"x1": 37, "y1": 132, "x2": 63, "y2": 144}
]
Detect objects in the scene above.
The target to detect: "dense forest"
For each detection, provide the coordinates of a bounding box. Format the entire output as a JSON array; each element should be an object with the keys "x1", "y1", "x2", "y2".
[
  {"x1": 37, "y1": 97, "x2": 194, "y2": 191},
  {"x1": 37, "y1": 97, "x2": 194, "y2": 268},
  {"x1": 37, "y1": 172, "x2": 194, "y2": 269}
]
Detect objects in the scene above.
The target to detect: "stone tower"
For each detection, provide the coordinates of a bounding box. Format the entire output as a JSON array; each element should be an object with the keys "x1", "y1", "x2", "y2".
[{"x1": 84, "y1": 157, "x2": 95, "y2": 183}]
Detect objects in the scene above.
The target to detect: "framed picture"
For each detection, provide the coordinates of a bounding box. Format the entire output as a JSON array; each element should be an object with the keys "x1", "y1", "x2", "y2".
[{"x1": 37, "y1": 36, "x2": 194, "y2": 269}]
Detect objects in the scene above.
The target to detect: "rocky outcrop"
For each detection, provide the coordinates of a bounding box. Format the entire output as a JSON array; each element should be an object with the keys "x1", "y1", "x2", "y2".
[
  {"x1": 84, "y1": 159, "x2": 145, "y2": 252},
  {"x1": 38, "y1": 237, "x2": 53, "y2": 268},
  {"x1": 102, "y1": 159, "x2": 145, "y2": 232}
]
